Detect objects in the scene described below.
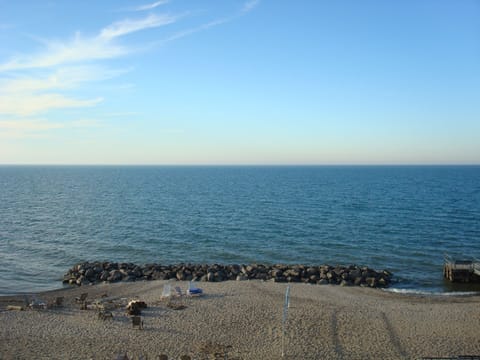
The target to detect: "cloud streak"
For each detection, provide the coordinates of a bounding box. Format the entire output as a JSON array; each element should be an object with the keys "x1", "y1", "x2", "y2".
[
  {"x1": 0, "y1": 35, "x2": 126, "y2": 72},
  {"x1": 0, "y1": 2, "x2": 261, "y2": 138},
  {"x1": 134, "y1": 1, "x2": 169, "y2": 12},
  {"x1": 0, "y1": 66, "x2": 127, "y2": 116},
  {"x1": 163, "y1": 17, "x2": 231, "y2": 43},
  {"x1": 162, "y1": 1, "x2": 261, "y2": 44},
  {"x1": 1, "y1": 66, "x2": 129, "y2": 93},
  {"x1": 0, "y1": 12, "x2": 178, "y2": 118},
  {"x1": 99, "y1": 14, "x2": 177, "y2": 40},
  {"x1": 0, "y1": 13, "x2": 178, "y2": 72},
  {"x1": 242, "y1": 0, "x2": 260, "y2": 13}
]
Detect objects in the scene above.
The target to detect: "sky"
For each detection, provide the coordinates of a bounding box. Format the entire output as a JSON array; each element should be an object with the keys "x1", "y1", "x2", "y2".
[{"x1": 0, "y1": 0, "x2": 479, "y2": 165}]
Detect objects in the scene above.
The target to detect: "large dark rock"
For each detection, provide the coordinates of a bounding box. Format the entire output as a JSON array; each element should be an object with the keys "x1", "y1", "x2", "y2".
[{"x1": 108, "y1": 270, "x2": 123, "y2": 282}]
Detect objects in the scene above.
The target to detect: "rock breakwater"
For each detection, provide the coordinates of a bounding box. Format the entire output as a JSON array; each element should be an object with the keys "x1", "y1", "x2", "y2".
[{"x1": 63, "y1": 262, "x2": 393, "y2": 288}]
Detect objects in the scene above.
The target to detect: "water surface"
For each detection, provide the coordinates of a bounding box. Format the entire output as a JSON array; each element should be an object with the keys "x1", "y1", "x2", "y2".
[{"x1": 1, "y1": 165, "x2": 479, "y2": 295}]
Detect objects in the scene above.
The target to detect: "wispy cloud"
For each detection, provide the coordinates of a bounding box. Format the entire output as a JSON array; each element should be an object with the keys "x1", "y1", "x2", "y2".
[
  {"x1": 99, "y1": 14, "x2": 177, "y2": 40},
  {"x1": 163, "y1": 17, "x2": 231, "y2": 43},
  {"x1": 163, "y1": 1, "x2": 260, "y2": 44},
  {"x1": 0, "y1": 2, "x2": 259, "y2": 139},
  {"x1": 0, "y1": 35, "x2": 126, "y2": 72},
  {"x1": 1, "y1": 66, "x2": 129, "y2": 93},
  {"x1": 0, "y1": 13, "x2": 178, "y2": 72},
  {"x1": 242, "y1": 0, "x2": 260, "y2": 13},
  {"x1": 134, "y1": 1, "x2": 169, "y2": 12},
  {"x1": 0, "y1": 12, "x2": 177, "y2": 119},
  {"x1": 0, "y1": 66, "x2": 126, "y2": 116}
]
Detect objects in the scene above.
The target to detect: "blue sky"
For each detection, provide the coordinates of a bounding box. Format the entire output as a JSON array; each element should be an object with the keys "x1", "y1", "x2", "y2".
[{"x1": 0, "y1": 0, "x2": 479, "y2": 164}]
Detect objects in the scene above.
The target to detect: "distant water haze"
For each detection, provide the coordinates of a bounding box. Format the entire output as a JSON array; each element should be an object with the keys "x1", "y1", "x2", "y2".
[{"x1": 0, "y1": 165, "x2": 479, "y2": 295}]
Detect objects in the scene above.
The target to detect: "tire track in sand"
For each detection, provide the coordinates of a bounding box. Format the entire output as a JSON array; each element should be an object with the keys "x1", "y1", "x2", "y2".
[
  {"x1": 331, "y1": 311, "x2": 345, "y2": 359},
  {"x1": 381, "y1": 312, "x2": 409, "y2": 359}
]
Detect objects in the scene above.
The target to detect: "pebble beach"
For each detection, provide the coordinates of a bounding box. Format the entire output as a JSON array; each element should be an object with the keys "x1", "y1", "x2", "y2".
[{"x1": 1, "y1": 280, "x2": 480, "y2": 359}]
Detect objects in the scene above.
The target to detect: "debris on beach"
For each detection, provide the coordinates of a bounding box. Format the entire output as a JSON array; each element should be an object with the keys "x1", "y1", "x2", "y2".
[
  {"x1": 126, "y1": 300, "x2": 147, "y2": 316},
  {"x1": 166, "y1": 302, "x2": 186, "y2": 310}
]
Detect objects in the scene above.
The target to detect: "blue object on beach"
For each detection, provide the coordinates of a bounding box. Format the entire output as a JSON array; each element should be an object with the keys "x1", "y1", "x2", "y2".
[
  {"x1": 187, "y1": 281, "x2": 203, "y2": 296},
  {"x1": 188, "y1": 288, "x2": 203, "y2": 295}
]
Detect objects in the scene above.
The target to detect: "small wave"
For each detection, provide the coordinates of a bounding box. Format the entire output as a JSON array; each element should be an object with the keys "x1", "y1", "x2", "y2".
[{"x1": 384, "y1": 288, "x2": 480, "y2": 297}]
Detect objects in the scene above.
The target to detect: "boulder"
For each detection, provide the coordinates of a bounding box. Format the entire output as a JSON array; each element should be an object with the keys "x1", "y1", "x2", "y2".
[
  {"x1": 306, "y1": 267, "x2": 319, "y2": 276},
  {"x1": 176, "y1": 271, "x2": 186, "y2": 281},
  {"x1": 84, "y1": 268, "x2": 96, "y2": 280},
  {"x1": 353, "y1": 277, "x2": 363, "y2": 286},
  {"x1": 206, "y1": 271, "x2": 215, "y2": 282},
  {"x1": 108, "y1": 270, "x2": 123, "y2": 282},
  {"x1": 365, "y1": 277, "x2": 377, "y2": 287}
]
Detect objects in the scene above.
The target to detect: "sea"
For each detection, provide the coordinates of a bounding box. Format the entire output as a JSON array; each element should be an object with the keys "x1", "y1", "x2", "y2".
[{"x1": 0, "y1": 165, "x2": 479, "y2": 296}]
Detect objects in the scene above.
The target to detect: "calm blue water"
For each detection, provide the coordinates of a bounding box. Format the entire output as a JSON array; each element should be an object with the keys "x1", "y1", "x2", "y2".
[{"x1": 0, "y1": 165, "x2": 479, "y2": 295}]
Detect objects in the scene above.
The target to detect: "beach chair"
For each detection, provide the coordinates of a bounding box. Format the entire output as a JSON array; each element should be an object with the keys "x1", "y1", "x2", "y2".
[
  {"x1": 30, "y1": 299, "x2": 47, "y2": 310},
  {"x1": 75, "y1": 292, "x2": 88, "y2": 303},
  {"x1": 131, "y1": 315, "x2": 144, "y2": 330},
  {"x1": 98, "y1": 309, "x2": 114, "y2": 320},
  {"x1": 161, "y1": 284, "x2": 171, "y2": 300},
  {"x1": 23, "y1": 295, "x2": 30, "y2": 310},
  {"x1": 174, "y1": 286, "x2": 183, "y2": 297},
  {"x1": 49, "y1": 296, "x2": 64, "y2": 308}
]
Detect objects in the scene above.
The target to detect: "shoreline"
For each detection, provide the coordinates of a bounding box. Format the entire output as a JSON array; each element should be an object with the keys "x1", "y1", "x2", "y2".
[
  {"x1": 1, "y1": 280, "x2": 480, "y2": 359},
  {"x1": 3, "y1": 280, "x2": 480, "y2": 298}
]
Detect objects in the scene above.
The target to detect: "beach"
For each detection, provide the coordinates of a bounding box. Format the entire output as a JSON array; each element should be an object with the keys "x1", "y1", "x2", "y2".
[{"x1": 1, "y1": 280, "x2": 480, "y2": 359}]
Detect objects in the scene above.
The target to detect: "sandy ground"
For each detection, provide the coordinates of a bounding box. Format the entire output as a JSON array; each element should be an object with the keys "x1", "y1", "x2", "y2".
[{"x1": 1, "y1": 280, "x2": 480, "y2": 360}]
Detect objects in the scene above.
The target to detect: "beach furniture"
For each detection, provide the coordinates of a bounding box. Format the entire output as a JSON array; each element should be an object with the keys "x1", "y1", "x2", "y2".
[
  {"x1": 97, "y1": 309, "x2": 113, "y2": 320},
  {"x1": 22, "y1": 295, "x2": 30, "y2": 310},
  {"x1": 161, "y1": 284, "x2": 171, "y2": 299},
  {"x1": 187, "y1": 281, "x2": 203, "y2": 297},
  {"x1": 75, "y1": 292, "x2": 88, "y2": 303},
  {"x1": 75, "y1": 293, "x2": 89, "y2": 310},
  {"x1": 30, "y1": 297, "x2": 47, "y2": 310},
  {"x1": 30, "y1": 302, "x2": 47, "y2": 310},
  {"x1": 49, "y1": 296, "x2": 64, "y2": 308},
  {"x1": 131, "y1": 315, "x2": 144, "y2": 330},
  {"x1": 174, "y1": 286, "x2": 183, "y2": 297}
]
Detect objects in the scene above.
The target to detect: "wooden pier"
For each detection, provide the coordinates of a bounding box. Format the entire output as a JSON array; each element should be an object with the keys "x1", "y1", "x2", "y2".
[{"x1": 443, "y1": 255, "x2": 480, "y2": 283}]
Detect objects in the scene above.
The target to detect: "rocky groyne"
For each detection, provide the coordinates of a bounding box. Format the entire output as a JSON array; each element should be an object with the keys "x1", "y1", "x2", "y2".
[{"x1": 63, "y1": 262, "x2": 393, "y2": 288}]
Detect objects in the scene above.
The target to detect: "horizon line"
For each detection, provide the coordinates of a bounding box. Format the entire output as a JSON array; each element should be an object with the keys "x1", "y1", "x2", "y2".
[{"x1": 0, "y1": 163, "x2": 479, "y2": 167}]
